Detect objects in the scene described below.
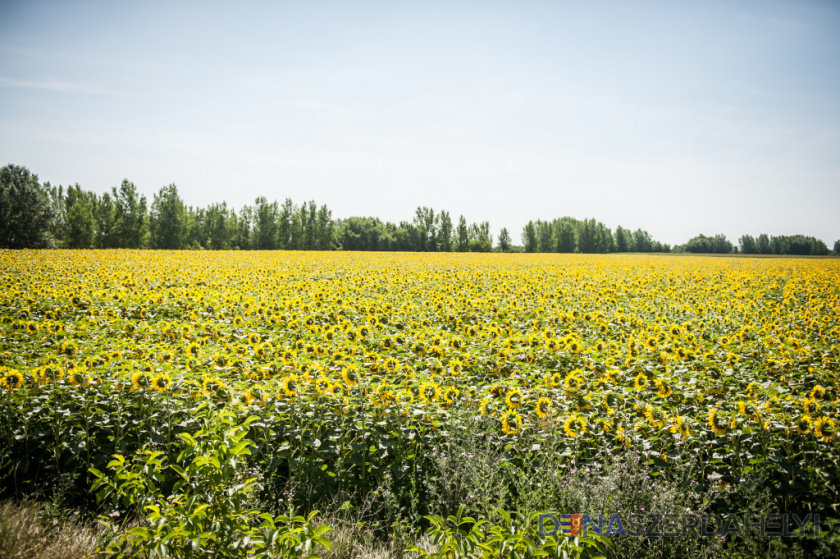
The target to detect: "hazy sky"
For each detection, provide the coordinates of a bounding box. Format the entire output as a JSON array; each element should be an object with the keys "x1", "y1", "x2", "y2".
[{"x1": 1, "y1": 0, "x2": 838, "y2": 246}]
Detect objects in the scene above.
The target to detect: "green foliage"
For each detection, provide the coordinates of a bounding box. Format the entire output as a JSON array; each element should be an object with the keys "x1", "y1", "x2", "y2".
[
  {"x1": 90, "y1": 407, "x2": 331, "y2": 558},
  {"x1": 112, "y1": 180, "x2": 147, "y2": 249},
  {"x1": 3, "y1": 163, "x2": 831, "y2": 254},
  {"x1": 498, "y1": 228, "x2": 512, "y2": 252},
  {"x1": 519, "y1": 218, "x2": 665, "y2": 254},
  {"x1": 740, "y1": 233, "x2": 830, "y2": 255},
  {"x1": 0, "y1": 164, "x2": 54, "y2": 248},
  {"x1": 676, "y1": 233, "x2": 734, "y2": 254},
  {"x1": 150, "y1": 184, "x2": 186, "y2": 249},
  {"x1": 409, "y1": 505, "x2": 610, "y2": 559}
]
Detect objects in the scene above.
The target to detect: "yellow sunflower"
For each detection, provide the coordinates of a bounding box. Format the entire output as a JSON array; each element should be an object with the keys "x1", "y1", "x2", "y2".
[
  {"x1": 1, "y1": 370, "x2": 24, "y2": 390},
  {"x1": 814, "y1": 417, "x2": 836, "y2": 442},
  {"x1": 633, "y1": 373, "x2": 649, "y2": 391},
  {"x1": 564, "y1": 414, "x2": 587, "y2": 438},
  {"x1": 535, "y1": 397, "x2": 551, "y2": 418},
  {"x1": 244, "y1": 386, "x2": 266, "y2": 405},
  {"x1": 151, "y1": 373, "x2": 171, "y2": 392},
  {"x1": 280, "y1": 376, "x2": 299, "y2": 397},
  {"x1": 810, "y1": 385, "x2": 826, "y2": 401},
  {"x1": 564, "y1": 374, "x2": 582, "y2": 393},
  {"x1": 383, "y1": 357, "x2": 400, "y2": 374},
  {"x1": 315, "y1": 377, "x2": 332, "y2": 395},
  {"x1": 442, "y1": 387, "x2": 460, "y2": 405},
  {"x1": 655, "y1": 380, "x2": 672, "y2": 398},
  {"x1": 131, "y1": 371, "x2": 150, "y2": 390},
  {"x1": 501, "y1": 410, "x2": 523, "y2": 435},
  {"x1": 420, "y1": 381, "x2": 440, "y2": 402},
  {"x1": 707, "y1": 408, "x2": 728, "y2": 436},
  {"x1": 505, "y1": 389, "x2": 523, "y2": 409},
  {"x1": 341, "y1": 365, "x2": 359, "y2": 387},
  {"x1": 796, "y1": 415, "x2": 812, "y2": 435}
]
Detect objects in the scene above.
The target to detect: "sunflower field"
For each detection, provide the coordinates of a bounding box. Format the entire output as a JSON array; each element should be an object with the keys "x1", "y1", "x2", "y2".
[{"x1": 1, "y1": 250, "x2": 839, "y2": 556}]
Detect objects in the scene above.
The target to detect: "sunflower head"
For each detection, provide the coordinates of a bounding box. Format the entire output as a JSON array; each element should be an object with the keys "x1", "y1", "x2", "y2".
[
  {"x1": 803, "y1": 397, "x2": 820, "y2": 416},
  {"x1": 245, "y1": 387, "x2": 265, "y2": 405},
  {"x1": 420, "y1": 381, "x2": 440, "y2": 402},
  {"x1": 535, "y1": 397, "x2": 551, "y2": 418},
  {"x1": 815, "y1": 417, "x2": 836, "y2": 442},
  {"x1": 564, "y1": 414, "x2": 587, "y2": 438},
  {"x1": 281, "y1": 376, "x2": 299, "y2": 397},
  {"x1": 501, "y1": 411, "x2": 523, "y2": 435},
  {"x1": 214, "y1": 354, "x2": 230, "y2": 368},
  {"x1": 151, "y1": 373, "x2": 171, "y2": 392},
  {"x1": 564, "y1": 374, "x2": 582, "y2": 393},
  {"x1": 1, "y1": 370, "x2": 24, "y2": 390},
  {"x1": 131, "y1": 372, "x2": 150, "y2": 390},
  {"x1": 342, "y1": 366, "x2": 359, "y2": 387},
  {"x1": 384, "y1": 357, "x2": 400, "y2": 374},
  {"x1": 442, "y1": 387, "x2": 459, "y2": 405},
  {"x1": 634, "y1": 373, "x2": 649, "y2": 391},
  {"x1": 811, "y1": 385, "x2": 827, "y2": 401},
  {"x1": 708, "y1": 408, "x2": 728, "y2": 436},
  {"x1": 505, "y1": 389, "x2": 522, "y2": 409},
  {"x1": 796, "y1": 415, "x2": 812, "y2": 435},
  {"x1": 490, "y1": 384, "x2": 505, "y2": 398}
]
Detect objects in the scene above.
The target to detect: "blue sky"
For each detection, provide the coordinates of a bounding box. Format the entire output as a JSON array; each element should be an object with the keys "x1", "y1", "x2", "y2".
[{"x1": 1, "y1": 0, "x2": 838, "y2": 246}]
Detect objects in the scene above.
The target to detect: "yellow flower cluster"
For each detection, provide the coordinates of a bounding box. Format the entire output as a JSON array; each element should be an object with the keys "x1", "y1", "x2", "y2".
[{"x1": 0, "y1": 250, "x2": 838, "y2": 467}]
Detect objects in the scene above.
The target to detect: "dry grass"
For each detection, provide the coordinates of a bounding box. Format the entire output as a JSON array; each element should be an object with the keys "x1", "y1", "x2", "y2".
[
  {"x1": 0, "y1": 499, "x2": 430, "y2": 559},
  {"x1": 0, "y1": 500, "x2": 102, "y2": 559}
]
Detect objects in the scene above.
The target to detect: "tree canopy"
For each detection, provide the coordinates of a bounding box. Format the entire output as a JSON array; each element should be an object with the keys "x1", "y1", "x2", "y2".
[{"x1": 1, "y1": 163, "x2": 836, "y2": 255}]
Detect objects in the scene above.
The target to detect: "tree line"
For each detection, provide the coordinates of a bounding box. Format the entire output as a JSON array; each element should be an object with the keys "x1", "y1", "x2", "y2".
[
  {"x1": 2, "y1": 163, "x2": 838, "y2": 255},
  {"x1": 520, "y1": 217, "x2": 670, "y2": 253},
  {"x1": 1, "y1": 164, "x2": 493, "y2": 252},
  {"x1": 672, "y1": 233, "x2": 834, "y2": 256}
]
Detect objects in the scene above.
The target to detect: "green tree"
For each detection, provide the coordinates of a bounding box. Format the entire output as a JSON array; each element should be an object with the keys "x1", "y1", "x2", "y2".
[
  {"x1": 112, "y1": 179, "x2": 147, "y2": 248},
  {"x1": 739, "y1": 234, "x2": 757, "y2": 254},
  {"x1": 553, "y1": 219, "x2": 576, "y2": 253},
  {"x1": 412, "y1": 207, "x2": 438, "y2": 251},
  {"x1": 0, "y1": 164, "x2": 54, "y2": 248},
  {"x1": 437, "y1": 210, "x2": 453, "y2": 252},
  {"x1": 632, "y1": 228, "x2": 653, "y2": 253},
  {"x1": 615, "y1": 226, "x2": 632, "y2": 252},
  {"x1": 757, "y1": 233, "x2": 771, "y2": 254},
  {"x1": 456, "y1": 216, "x2": 470, "y2": 252},
  {"x1": 235, "y1": 205, "x2": 254, "y2": 250},
  {"x1": 315, "y1": 204, "x2": 334, "y2": 250},
  {"x1": 203, "y1": 202, "x2": 235, "y2": 250},
  {"x1": 277, "y1": 199, "x2": 294, "y2": 249},
  {"x1": 45, "y1": 183, "x2": 67, "y2": 245},
  {"x1": 834, "y1": 240, "x2": 840, "y2": 255},
  {"x1": 468, "y1": 221, "x2": 493, "y2": 252},
  {"x1": 93, "y1": 192, "x2": 117, "y2": 248},
  {"x1": 522, "y1": 221, "x2": 537, "y2": 253},
  {"x1": 498, "y1": 227, "x2": 512, "y2": 252},
  {"x1": 149, "y1": 184, "x2": 186, "y2": 249},
  {"x1": 304, "y1": 201, "x2": 318, "y2": 250},
  {"x1": 64, "y1": 184, "x2": 95, "y2": 248},
  {"x1": 254, "y1": 197, "x2": 279, "y2": 250},
  {"x1": 536, "y1": 220, "x2": 553, "y2": 252}
]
